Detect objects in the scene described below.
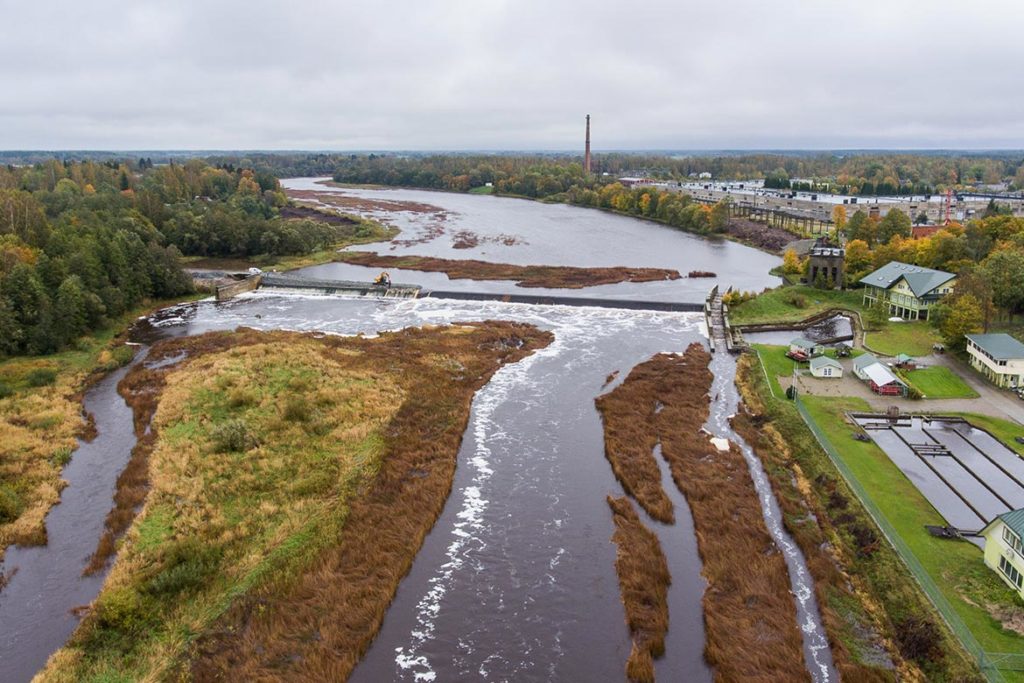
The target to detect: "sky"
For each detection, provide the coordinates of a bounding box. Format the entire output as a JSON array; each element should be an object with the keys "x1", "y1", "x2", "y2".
[{"x1": 1, "y1": 0, "x2": 1023, "y2": 151}]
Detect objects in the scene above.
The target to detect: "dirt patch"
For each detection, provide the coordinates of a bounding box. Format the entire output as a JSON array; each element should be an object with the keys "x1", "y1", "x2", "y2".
[
  {"x1": 726, "y1": 218, "x2": 799, "y2": 253},
  {"x1": 608, "y1": 496, "x2": 670, "y2": 683},
  {"x1": 337, "y1": 251, "x2": 681, "y2": 289},
  {"x1": 279, "y1": 205, "x2": 361, "y2": 226},
  {"x1": 612, "y1": 345, "x2": 810, "y2": 682}
]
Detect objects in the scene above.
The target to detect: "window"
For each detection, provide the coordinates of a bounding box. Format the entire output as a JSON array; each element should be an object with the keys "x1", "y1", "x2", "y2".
[
  {"x1": 999, "y1": 555, "x2": 1023, "y2": 589},
  {"x1": 1003, "y1": 526, "x2": 1024, "y2": 558}
]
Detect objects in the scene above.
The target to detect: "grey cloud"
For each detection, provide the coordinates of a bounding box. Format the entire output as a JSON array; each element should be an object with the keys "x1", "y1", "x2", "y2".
[{"x1": 1, "y1": 0, "x2": 1022, "y2": 149}]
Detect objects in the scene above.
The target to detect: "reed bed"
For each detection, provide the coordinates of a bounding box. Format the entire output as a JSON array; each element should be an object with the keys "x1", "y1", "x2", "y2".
[
  {"x1": 609, "y1": 344, "x2": 811, "y2": 682},
  {"x1": 336, "y1": 251, "x2": 681, "y2": 289},
  {"x1": 608, "y1": 495, "x2": 671, "y2": 683}
]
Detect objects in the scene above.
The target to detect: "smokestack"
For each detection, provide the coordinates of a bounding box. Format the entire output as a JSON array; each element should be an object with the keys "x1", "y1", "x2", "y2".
[{"x1": 584, "y1": 114, "x2": 591, "y2": 175}]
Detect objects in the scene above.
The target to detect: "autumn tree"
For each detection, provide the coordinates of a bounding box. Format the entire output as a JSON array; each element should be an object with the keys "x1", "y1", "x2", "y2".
[
  {"x1": 937, "y1": 293, "x2": 983, "y2": 351},
  {"x1": 782, "y1": 248, "x2": 802, "y2": 275},
  {"x1": 831, "y1": 205, "x2": 847, "y2": 234}
]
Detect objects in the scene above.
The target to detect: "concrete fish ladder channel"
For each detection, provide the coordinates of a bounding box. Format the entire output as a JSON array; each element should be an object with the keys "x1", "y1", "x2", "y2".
[{"x1": 705, "y1": 350, "x2": 837, "y2": 683}]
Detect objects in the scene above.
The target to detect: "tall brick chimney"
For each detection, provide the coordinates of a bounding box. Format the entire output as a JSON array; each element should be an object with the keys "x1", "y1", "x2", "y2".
[{"x1": 584, "y1": 114, "x2": 591, "y2": 175}]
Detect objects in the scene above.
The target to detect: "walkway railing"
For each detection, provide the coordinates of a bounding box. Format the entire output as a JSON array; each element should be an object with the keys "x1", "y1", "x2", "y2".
[{"x1": 793, "y1": 394, "x2": 1019, "y2": 682}]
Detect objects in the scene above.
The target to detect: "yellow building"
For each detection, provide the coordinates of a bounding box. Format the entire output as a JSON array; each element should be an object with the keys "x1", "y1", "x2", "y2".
[
  {"x1": 966, "y1": 333, "x2": 1024, "y2": 389},
  {"x1": 981, "y1": 509, "x2": 1024, "y2": 600},
  {"x1": 859, "y1": 261, "x2": 956, "y2": 320}
]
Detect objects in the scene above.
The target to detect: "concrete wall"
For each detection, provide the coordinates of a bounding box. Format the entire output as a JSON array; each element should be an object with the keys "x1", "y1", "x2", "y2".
[{"x1": 215, "y1": 274, "x2": 261, "y2": 301}]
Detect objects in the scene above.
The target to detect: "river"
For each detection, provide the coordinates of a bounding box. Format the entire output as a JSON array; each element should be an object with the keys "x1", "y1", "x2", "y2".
[{"x1": 0, "y1": 181, "x2": 837, "y2": 682}]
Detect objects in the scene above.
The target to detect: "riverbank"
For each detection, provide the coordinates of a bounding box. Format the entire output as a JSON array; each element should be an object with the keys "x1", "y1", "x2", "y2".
[
  {"x1": 38, "y1": 323, "x2": 552, "y2": 682},
  {"x1": 336, "y1": 251, "x2": 682, "y2": 289},
  {"x1": 0, "y1": 294, "x2": 204, "y2": 565},
  {"x1": 735, "y1": 352, "x2": 987, "y2": 681}
]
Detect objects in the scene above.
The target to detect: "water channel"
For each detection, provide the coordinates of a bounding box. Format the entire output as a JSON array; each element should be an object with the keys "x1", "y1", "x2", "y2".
[{"x1": 0, "y1": 181, "x2": 839, "y2": 681}]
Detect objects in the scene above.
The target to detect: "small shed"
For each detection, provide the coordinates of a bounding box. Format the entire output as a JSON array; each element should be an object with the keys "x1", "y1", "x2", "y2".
[
  {"x1": 862, "y1": 363, "x2": 909, "y2": 397},
  {"x1": 809, "y1": 356, "x2": 843, "y2": 378},
  {"x1": 852, "y1": 353, "x2": 880, "y2": 380},
  {"x1": 894, "y1": 353, "x2": 917, "y2": 369},
  {"x1": 788, "y1": 337, "x2": 823, "y2": 361}
]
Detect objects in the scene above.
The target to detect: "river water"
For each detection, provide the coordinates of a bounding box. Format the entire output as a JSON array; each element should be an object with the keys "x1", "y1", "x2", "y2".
[
  {"x1": 0, "y1": 182, "x2": 837, "y2": 682},
  {"x1": 282, "y1": 178, "x2": 782, "y2": 303}
]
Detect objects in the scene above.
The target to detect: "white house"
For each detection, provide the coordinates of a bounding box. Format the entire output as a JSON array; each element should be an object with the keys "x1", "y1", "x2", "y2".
[
  {"x1": 852, "y1": 353, "x2": 880, "y2": 380},
  {"x1": 966, "y1": 333, "x2": 1024, "y2": 389},
  {"x1": 809, "y1": 356, "x2": 843, "y2": 378},
  {"x1": 981, "y1": 509, "x2": 1024, "y2": 600},
  {"x1": 788, "y1": 337, "x2": 824, "y2": 360}
]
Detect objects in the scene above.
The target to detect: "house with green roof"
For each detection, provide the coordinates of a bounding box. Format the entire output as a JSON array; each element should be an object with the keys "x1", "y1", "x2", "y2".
[
  {"x1": 966, "y1": 333, "x2": 1024, "y2": 389},
  {"x1": 981, "y1": 508, "x2": 1024, "y2": 599},
  {"x1": 859, "y1": 261, "x2": 956, "y2": 320}
]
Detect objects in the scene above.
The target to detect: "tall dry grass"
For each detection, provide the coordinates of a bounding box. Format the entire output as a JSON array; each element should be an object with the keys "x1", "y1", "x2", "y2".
[
  {"x1": 596, "y1": 380, "x2": 675, "y2": 523},
  {"x1": 608, "y1": 495, "x2": 670, "y2": 683},
  {"x1": 38, "y1": 323, "x2": 552, "y2": 682},
  {"x1": 338, "y1": 251, "x2": 682, "y2": 289},
  {"x1": 611, "y1": 344, "x2": 811, "y2": 682}
]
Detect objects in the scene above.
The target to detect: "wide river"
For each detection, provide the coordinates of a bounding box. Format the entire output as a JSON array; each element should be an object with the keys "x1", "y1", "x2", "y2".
[{"x1": 0, "y1": 181, "x2": 837, "y2": 682}]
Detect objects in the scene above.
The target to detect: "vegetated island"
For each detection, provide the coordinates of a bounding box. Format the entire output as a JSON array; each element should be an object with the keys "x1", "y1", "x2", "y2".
[
  {"x1": 38, "y1": 323, "x2": 552, "y2": 682},
  {"x1": 336, "y1": 251, "x2": 682, "y2": 289},
  {"x1": 597, "y1": 344, "x2": 809, "y2": 681}
]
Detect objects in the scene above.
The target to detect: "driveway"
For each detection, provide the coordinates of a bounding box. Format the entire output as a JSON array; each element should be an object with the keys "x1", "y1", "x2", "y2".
[{"x1": 789, "y1": 354, "x2": 1024, "y2": 425}]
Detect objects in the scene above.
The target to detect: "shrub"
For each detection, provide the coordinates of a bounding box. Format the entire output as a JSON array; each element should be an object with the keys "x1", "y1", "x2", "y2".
[
  {"x1": 783, "y1": 292, "x2": 808, "y2": 309},
  {"x1": 227, "y1": 387, "x2": 258, "y2": 409},
  {"x1": 0, "y1": 484, "x2": 22, "y2": 524},
  {"x1": 210, "y1": 419, "x2": 256, "y2": 453},
  {"x1": 282, "y1": 397, "x2": 311, "y2": 422},
  {"x1": 50, "y1": 446, "x2": 74, "y2": 467},
  {"x1": 26, "y1": 368, "x2": 57, "y2": 387},
  {"x1": 143, "y1": 539, "x2": 221, "y2": 597},
  {"x1": 896, "y1": 615, "x2": 944, "y2": 665},
  {"x1": 0, "y1": 381, "x2": 12, "y2": 399}
]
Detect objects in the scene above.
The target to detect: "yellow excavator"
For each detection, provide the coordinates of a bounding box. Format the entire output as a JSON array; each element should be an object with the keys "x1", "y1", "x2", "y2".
[{"x1": 373, "y1": 271, "x2": 391, "y2": 287}]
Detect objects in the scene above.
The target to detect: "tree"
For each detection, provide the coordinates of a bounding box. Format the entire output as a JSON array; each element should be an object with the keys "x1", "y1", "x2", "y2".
[
  {"x1": 831, "y1": 205, "x2": 847, "y2": 234},
  {"x1": 914, "y1": 212, "x2": 929, "y2": 225},
  {"x1": 877, "y1": 210, "x2": 912, "y2": 244},
  {"x1": 708, "y1": 199, "x2": 730, "y2": 233},
  {"x1": 782, "y1": 248, "x2": 802, "y2": 275},
  {"x1": 844, "y1": 239, "x2": 872, "y2": 278},
  {"x1": 865, "y1": 294, "x2": 890, "y2": 330},
  {"x1": 939, "y1": 293, "x2": 983, "y2": 352},
  {"x1": 979, "y1": 248, "x2": 1024, "y2": 318},
  {"x1": 52, "y1": 275, "x2": 87, "y2": 347},
  {"x1": 846, "y1": 210, "x2": 875, "y2": 246}
]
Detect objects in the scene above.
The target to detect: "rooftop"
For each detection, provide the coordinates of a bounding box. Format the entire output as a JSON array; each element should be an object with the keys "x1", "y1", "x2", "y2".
[
  {"x1": 998, "y1": 508, "x2": 1024, "y2": 539},
  {"x1": 790, "y1": 337, "x2": 819, "y2": 349},
  {"x1": 966, "y1": 333, "x2": 1024, "y2": 361},
  {"x1": 858, "y1": 261, "x2": 955, "y2": 298},
  {"x1": 810, "y1": 356, "x2": 842, "y2": 370},
  {"x1": 862, "y1": 362, "x2": 904, "y2": 387},
  {"x1": 853, "y1": 353, "x2": 879, "y2": 371}
]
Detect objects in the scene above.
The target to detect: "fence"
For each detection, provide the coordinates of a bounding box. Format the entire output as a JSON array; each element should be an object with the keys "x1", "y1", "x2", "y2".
[{"x1": 793, "y1": 395, "x2": 1024, "y2": 681}]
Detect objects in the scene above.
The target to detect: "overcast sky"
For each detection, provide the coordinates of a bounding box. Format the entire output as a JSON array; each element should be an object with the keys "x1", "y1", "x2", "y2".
[{"x1": 2, "y1": 0, "x2": 1022, "y2": 150}]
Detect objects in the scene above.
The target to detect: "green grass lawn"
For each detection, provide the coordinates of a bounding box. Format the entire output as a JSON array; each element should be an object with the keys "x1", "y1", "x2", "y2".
[
  {"x1": 751, "y1": 344, "x2": 799, "y2": 398},
  {"x1": 468, "y1": 185, "x2": 494, "y2": 195},
  {"x1": 865, "y1": 320, "x2": 942, "y2": 356},
  {"x1": 728, "y1": 285, "x2": 864, "y2": 325},
  {"x1": 802, "y1": 396, "x2": 1024, "y2": 675},
  {"x1": 903, "y1": 366, "x2": 980, "y2": 399}
]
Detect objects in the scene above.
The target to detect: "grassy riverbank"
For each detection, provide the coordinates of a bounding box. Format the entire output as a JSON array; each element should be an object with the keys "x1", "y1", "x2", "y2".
[
  {"x1": 39, "y1": 323, "x2": 551, "y2": 682},
  {"x1": 0, "y1": 295, "x2": 204, "y2": 564},
  {"x1": 737, "y1": 349, "x2": 1016, "y2": 681}
]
